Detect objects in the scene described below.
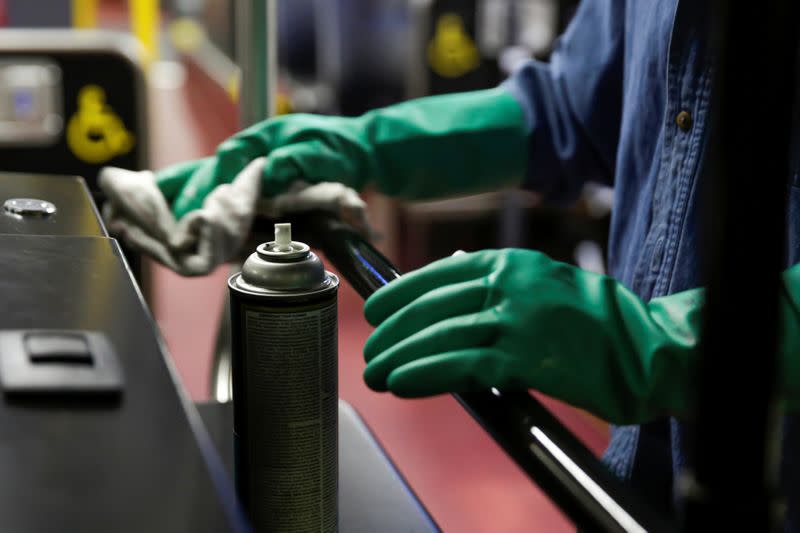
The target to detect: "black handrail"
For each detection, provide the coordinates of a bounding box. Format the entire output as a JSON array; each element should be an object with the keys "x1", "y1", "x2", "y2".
[{"x1": 683, "y1": 2, "x2": 799, "y2": 531}]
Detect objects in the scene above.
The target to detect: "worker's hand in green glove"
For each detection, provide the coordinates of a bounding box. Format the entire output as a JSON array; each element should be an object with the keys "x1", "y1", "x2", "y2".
[
  {"x1": 160, "y1": 87, "x2": 528, "y2": 219},
  {"x1": 362, "y1": 249, "x2": 701, "y2": 425}
]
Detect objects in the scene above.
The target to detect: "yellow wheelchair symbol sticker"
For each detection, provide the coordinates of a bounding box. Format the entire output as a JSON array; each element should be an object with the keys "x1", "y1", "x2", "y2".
[
  {"x1": 66, "y1": 85, "x2": 135, "y2": 164},
  {"x1": 427, "y1": 13, "x2": 480, "y2": 79}
]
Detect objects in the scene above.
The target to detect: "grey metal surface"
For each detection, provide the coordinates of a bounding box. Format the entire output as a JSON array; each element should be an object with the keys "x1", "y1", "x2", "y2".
[
  {"x1": 0, "y1": 234, "x2": 244, "y2": 532},
  {"x1": 197, "y1": 399, "x2": 440, "y2": 533},
  {"x1": 0, "y1": 173, "x2": 104, "y2": 236}
]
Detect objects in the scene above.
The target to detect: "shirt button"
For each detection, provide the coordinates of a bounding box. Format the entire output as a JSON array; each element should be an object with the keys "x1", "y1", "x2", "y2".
[{"x1": 676, "y1": 110, "x2": 693, "y2": 131}]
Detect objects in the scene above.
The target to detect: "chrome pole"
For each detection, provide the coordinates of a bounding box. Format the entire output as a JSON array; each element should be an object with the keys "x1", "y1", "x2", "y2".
[
  {"x1": 212, "y1": 0, "x2": 278, "y2": 403},
  {"x1": 236, "y1": 0, "x2": 277, "y2": 126}
]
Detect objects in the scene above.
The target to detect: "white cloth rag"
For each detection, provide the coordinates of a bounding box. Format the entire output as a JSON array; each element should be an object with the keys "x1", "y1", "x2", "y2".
[{"x1": 99, "y1": 158, "x2": 370, "y2": 276}]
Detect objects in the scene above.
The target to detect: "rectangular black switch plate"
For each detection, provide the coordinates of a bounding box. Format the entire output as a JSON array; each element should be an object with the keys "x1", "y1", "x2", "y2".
[
  {"x1": 26, "y1": 332, "x2": 94, "y2": 365},
  {"x1": 0, "y1": 330, "x2": 123, "y2": 397}
]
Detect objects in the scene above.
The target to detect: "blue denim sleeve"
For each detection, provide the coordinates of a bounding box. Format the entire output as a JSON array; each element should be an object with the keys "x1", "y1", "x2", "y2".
[{"x1": 501, "y1": 0, "x2": 624, "y2": 204}]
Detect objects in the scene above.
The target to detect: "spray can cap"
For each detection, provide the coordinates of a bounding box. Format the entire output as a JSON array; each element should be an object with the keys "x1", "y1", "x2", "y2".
[{"x1": 236, "y1": 222, "x2": 331, "y2": 292}]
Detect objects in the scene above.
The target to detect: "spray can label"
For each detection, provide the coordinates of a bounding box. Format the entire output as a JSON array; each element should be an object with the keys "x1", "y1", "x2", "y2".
[{"x1": 242, "y1": 300, "x2": 337, "y2": 532}]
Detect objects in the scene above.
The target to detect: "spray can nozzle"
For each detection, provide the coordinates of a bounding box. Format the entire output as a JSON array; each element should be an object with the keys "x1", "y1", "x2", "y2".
[
  {"x1": 259, "y1": 222, "x2": 308, "y2": 256},
  {"x1": 274, "y1": 223, "x2": 293, "y2": 252}
]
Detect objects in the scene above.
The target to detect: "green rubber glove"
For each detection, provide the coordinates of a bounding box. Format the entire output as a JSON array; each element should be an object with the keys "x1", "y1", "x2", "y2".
[
  {"x1": 363, "y1": 249, "x2": 800, "y2": 425},
  {"x1": 158, "y1": 87, "x2": 528, "y2": 219},
  {"x1": 154, "y1": 157, "x2": 207, "y2": 203}
]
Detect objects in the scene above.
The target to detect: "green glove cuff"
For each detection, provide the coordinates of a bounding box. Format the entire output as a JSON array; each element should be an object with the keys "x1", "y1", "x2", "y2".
[
  {"x1": 641, "y1": 289, "x2": 704, "y2": 419},
  {"x1": 634, "y1": 264, "x2": 800, "y2": 418},
  {"x1": 351, "y1": 87, "x2": 529, "y2": 198}
]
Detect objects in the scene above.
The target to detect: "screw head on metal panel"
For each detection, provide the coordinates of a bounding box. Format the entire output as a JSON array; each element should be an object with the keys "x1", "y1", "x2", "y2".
[{"x1": 3, "y1": 198, "x2": 57, "y2": 217}]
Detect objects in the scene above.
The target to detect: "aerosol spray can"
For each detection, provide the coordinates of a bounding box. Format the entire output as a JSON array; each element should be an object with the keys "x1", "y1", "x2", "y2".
[{"x1": 228, "y1": 223, "x2": 339, "y2": 532}]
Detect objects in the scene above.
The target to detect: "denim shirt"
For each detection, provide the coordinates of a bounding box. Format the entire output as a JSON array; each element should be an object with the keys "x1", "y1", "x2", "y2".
[{"x1": 502, "y1": 0, "x2": 800, "y2": 525}]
